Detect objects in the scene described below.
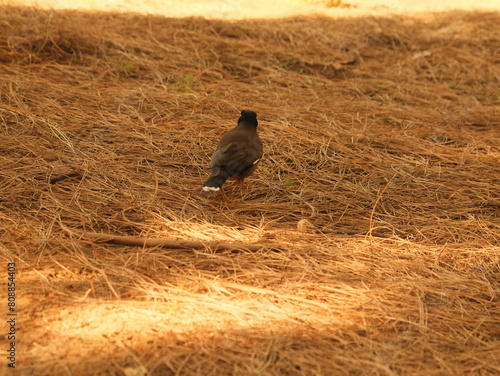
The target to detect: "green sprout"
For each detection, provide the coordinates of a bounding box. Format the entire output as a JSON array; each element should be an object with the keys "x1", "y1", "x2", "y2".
[{"x1": 176, "y1": 73, "x2": 194, "y2": 92}]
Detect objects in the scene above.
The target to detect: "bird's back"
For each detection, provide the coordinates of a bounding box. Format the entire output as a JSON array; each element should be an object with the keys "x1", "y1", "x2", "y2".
[{"x1": 202, "y1": 109, "x2": 263, "y2": 194}]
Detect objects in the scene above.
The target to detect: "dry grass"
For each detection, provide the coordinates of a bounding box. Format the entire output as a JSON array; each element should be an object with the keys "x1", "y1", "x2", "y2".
[{"x1": 0, "y1": 4, "x2": 499, "y2": 376}]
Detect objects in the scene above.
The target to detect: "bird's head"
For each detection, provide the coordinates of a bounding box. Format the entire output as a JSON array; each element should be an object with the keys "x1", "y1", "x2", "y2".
[{"x1": 238, "y1": 110, "x2": 258, "y2": 128}]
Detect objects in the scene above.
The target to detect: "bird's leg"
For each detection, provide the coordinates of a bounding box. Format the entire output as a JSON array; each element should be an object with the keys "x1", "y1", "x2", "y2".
[
  {"x1": 236, "y1": 177, "x2": 245, "y2": 188},
  {"x1": 220, "y1": 187, "x2": 229, "y2": 201}
]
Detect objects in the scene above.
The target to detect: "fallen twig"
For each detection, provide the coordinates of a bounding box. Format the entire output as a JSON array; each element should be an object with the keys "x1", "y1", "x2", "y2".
[{"x1": 63, "y1": 227, "x2": 274, "y2": 252}]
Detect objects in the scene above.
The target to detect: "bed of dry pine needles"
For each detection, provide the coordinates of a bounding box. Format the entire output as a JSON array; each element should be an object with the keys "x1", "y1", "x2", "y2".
[{"x1": 0, "y1": 3, "x2": 499, "y2": 376}]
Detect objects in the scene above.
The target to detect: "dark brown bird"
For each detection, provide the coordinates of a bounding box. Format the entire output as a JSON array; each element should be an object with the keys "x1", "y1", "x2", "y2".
[{"x1": 203, "y1": 110, "x2": 263, "y2": 200}]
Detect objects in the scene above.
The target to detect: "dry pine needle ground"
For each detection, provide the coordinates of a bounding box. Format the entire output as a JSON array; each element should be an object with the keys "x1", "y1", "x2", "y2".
[{"x1": 0, "y1": 4, "x2": 499, "y2": 376}]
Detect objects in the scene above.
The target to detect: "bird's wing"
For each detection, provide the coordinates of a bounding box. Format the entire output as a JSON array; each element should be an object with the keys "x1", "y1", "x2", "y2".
[{"x1": 211, "y1": 142, "x2": 262, "y2": 175}]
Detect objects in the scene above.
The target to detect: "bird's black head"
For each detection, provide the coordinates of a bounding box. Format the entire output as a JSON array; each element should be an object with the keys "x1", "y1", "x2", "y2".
[{"x1": 238, "y1": 109, "x2": 258, "y2": 128}]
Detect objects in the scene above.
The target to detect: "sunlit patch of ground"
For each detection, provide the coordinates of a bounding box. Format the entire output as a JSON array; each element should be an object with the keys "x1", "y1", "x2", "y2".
[
  {"x1": 0, "y1": 1, "x2": 499, "y2": 375},
  {"x1": 5, "y1": 0, "x2": 500, "y2": 18}
]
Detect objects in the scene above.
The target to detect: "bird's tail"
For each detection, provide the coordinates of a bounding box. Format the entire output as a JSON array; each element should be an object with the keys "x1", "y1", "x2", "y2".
[{"x1": 202, "y1": 171, "x2": 231, "y2": 191}]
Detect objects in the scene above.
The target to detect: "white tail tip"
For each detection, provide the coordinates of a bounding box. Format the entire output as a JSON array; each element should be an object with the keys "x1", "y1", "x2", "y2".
[{"x1": 203, "y1": 186, "x2": 220, "y2": 192}]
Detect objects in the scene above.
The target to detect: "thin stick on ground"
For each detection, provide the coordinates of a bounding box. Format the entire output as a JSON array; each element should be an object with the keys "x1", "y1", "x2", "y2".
[{"x1": 63, "y1": 227, "x2": 274, "y2": 252}]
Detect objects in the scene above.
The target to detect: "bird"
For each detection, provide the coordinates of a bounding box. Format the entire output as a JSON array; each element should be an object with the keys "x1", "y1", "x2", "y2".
[{"x1": 202, "y1": 110, "x2": 263, "y2": 200}]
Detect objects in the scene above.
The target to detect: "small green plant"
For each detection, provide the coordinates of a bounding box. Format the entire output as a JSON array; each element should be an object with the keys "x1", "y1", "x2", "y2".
[
  {"x1": 114, "y1": 60, "x2": 137, "y2": 78},
  {"x1": 284, "y1": 179, "x2": 293, "y2": 186},
  {"x1": 214, "y1": 93, "x2": 222, "y2": 98},
  {"x1": 175, "y1": 73, "x2": 194, "y2": 93},
  {"x1": 260, "y1": 168, "x2": 274, "y2": 178},
  {"x1": 123, "y1": 60, "x2": 136, "y2": 73},
  {"x1": 281, "y1": 59, "x2": 305, "y2": 73}
]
